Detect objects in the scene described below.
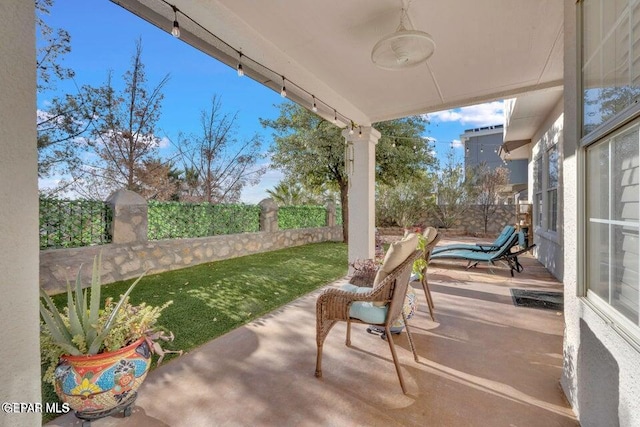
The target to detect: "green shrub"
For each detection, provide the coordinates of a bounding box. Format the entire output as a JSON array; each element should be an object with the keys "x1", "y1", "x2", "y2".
[
  {"x1": 278, "y1": 205, "x2": 326, "y2": 229},
  {"x1": 148, "y1": 201, "x2": 260, "y2": 240}
]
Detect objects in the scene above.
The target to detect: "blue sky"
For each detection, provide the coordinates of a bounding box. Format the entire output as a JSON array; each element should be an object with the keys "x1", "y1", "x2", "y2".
[{"x1": 38, "y1": 0, "x2": 505, "y2": 203}]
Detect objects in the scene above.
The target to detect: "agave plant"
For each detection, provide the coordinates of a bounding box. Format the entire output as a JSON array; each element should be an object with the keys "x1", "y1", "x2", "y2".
[{"x1": 39, "y1": 254, "x2": 146, "y2": 356}]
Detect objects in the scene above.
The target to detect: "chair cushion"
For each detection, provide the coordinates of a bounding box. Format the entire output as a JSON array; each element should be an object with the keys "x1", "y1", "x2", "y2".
[
  {"x1": 423, "y1": 227, "x2": 438, "y2": 245},
  {"x1": 373, "y1": 233, "x2": 419, "y2": 292},
  {"x1": 340, "y1": 283, "x2": 388, "y2": 324}
]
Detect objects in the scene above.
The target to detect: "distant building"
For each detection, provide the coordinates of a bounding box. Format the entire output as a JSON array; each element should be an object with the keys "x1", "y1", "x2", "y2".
[{"x1": 461, "y1": 124, "x2": 528, "y2": 201}]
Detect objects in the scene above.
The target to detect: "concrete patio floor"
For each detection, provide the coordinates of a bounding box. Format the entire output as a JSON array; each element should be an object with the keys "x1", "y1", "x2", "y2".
[{"x1": 48, "y1": 238, "x2": 577, "y2": 427}]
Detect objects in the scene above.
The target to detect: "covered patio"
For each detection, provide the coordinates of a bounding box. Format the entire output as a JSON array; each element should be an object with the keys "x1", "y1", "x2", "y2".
[{"x1": 48, "y1": 240, "x2": 575, "y2": 426}]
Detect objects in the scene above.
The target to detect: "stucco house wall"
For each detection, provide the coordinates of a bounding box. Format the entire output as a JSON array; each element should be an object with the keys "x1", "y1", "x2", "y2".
[{"x1": 530, "y1": 100, "x2": 564, "y2": 281}]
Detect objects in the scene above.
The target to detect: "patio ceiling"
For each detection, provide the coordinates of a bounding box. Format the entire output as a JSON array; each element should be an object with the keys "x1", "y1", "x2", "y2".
[{"x1": 112, "y1": 0, "x2": 563, "y2": 127}]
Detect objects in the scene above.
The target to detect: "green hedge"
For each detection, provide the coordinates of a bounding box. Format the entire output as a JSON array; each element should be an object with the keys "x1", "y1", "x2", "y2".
[
  {"x1": 278, "y1": 206, "x2": 327, "y2": 229},
  {"x1": 148, "y1": 201, "x2": 260, "y2": 240},
  {"x1": 39, "y1": 198, "x2": 112, "y2": 249}
]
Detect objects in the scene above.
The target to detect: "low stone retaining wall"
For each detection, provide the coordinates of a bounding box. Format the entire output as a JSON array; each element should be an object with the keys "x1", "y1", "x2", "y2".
[{"x1": 41, "y1": 226, "x2": 343, "y2": 294}]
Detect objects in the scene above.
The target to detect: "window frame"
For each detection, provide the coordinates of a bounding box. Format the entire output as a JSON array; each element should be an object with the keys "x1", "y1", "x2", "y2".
[
  {"x1": 579, "y1": 0, "x2": 640, "y2": 348},
  {"x1": 546, "y1": 145, "x2": 559, "y2": 233},
  {"x1": 534, "y1": 155, "x2": 543, "y2": 228}
]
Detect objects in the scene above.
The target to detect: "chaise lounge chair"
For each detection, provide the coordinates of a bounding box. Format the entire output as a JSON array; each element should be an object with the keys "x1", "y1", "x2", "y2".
[
  {"x1": 430, "y1": 231, "x2": 535, "y2": 276},
  {"x1": 431, "y1": 225, "x2": 515, "y2": 255}
]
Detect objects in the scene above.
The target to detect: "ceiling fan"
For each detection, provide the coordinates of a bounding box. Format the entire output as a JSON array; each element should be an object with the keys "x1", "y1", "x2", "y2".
[{"x1": 371, "y1": 2, "x2": 435, "y2": 70}]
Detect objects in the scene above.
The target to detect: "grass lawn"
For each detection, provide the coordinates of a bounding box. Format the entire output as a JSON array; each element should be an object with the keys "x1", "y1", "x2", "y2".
[{"x1": 42, "y1": 241, "x2": 347, "y2": 422}]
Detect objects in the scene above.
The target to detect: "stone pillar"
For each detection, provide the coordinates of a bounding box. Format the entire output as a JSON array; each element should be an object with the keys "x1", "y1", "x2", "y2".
[
  {"x1": 342, "y1": 126, "x2": 380, "y2": 264},
  {"x1": 106, "y1": 189, "x2": 148, "y2": 244},
  {"x1": 0, "y1": 1, "x2": 41, "y2": 425},
  {"x1": 326, "y1": 199, "x2": 336, "y2": 227},
  {"x1": 259, "y1": 198, "x2": 278, "y2": 232}
]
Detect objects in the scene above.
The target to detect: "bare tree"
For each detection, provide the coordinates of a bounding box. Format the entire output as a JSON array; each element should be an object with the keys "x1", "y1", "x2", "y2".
[
  {"x1": 36, "y1": 0, "x2": 74, "y2": 91},
  {"x1": 472, "y1": 163, "x2": 510, "y2": 234},
  {"x1": 176, "y1": 96, "x2": 266, "y2": 203},
  {"x1": 63, "y1": 39, "x2": 170, "y2": 199},
  {"x1": 430, "y1": 150, "x2": 475, "y2": 228}
]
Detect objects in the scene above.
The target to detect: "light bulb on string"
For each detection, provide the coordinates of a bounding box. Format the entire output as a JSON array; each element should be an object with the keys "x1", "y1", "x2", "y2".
[
  {"x1": 280, "y1": 77, "x2": 287, "y2": 97},
  {"x1": 359, "y1": 126, "x2": 362, "y2": 138},
  {"x1": 237, "y1": 52, "x2": 244, "y2": 77},
  {"x1": 171, "y1": 6, "x2": 180, "y2": 37},
  {"x1": 333, "y1": 110, "x2": 338, "y2": 124},
  {"x1": 312, "y1": 95, "x2": 318, "y2": 113},
  {"x1": 349, "y1": 123, "x2": 354, "y2": 135},
  {"x1": 480, "y1": 145, "x2": 484, "y2": 153}
]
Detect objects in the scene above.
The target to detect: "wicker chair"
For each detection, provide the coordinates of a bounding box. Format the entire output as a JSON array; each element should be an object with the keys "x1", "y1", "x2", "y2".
[
  {"x1": 420, "y1": 227, "x2": 441, "y2": 321},
  {"x1": 315, "y1": 249, "x2": 423, "y2": 394}
]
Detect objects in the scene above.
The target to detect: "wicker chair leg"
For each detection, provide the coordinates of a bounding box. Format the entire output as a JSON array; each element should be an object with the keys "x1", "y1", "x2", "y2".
[
  {"x1": 421, "y1": 277, "x2": 435, "y2": 321},
  {"x1": 385, "y1": 326, "x2": 408, "y2": 394},
  {"x1": 346, "y1": 318, "x2": 352, "y2": 346},
  {"x1": 403, "y1": 313, "x2": 419, "y2": 363},
  {"x1": 315, "y1": 343, "x2": 323, "y2": 378}
]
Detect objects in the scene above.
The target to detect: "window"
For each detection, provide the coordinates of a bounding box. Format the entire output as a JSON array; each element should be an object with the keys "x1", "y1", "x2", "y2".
[
  {"x1": 547, "y1": 146, "x2": 559, "y2": 232},
  {"x1": 586, "y1": 121, "x2": 639, "y2": 326},
  {"x1": 583, "y1": 0, "x2": 640, "y2": 335},
  {"x1": 582, "y1": 0, "x2": 640, "y2": 135},
  {"x1": 534, "y1": 156, "x2": 543, "y2": 227}
]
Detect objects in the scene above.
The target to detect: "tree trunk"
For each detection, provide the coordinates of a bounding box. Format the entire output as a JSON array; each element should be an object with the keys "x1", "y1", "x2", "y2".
[{"x1": 339, "y1": 180, "x2": 348, "y2": 244}]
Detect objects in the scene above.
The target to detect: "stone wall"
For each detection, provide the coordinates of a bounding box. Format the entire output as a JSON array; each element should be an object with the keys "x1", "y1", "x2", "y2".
[
  {"x1": 41, "y1": 226, "x2": 343, "y2": 294},
  {"x1": 40, "y1": 190, "x2": 342, "y2": 294},
  {"x1": 419, "y1": 205, "x2": 516, "y2": 236}
]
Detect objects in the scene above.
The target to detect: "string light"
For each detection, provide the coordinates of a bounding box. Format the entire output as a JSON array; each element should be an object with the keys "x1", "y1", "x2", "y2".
[
  {"x1": 349, "y1": 123, "x2": 354, "y2": 135},
  {"x1": 161, "y1": 2, "x2": 359, "y2": 130},
  {"x1": 466, "y1": 146, "x2": 469, "y2": 153},
  {"x1": 171, "y1": 5, "x2": 180, "y2": 37},
  {"x1": 237, "y1": 52, "x2": 244, "y2": 77},
  {"x1": 480, "y1": 145, "x2": 484, "y2": 153},
  {"x1": 359, "y1": 126, "x2": 362, "y2": 138},
  {"x1": 312, "y1": 95, "x2": 318, "y2": 112}
]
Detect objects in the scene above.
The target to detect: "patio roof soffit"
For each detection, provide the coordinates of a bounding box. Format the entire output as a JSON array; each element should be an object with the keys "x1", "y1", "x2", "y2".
[
  {"x1": 499, "y1": 139, "x2": 531, "y2": 160},
  {"x1": 111, "y1": 0, "x2": 564, "y2": 125}
]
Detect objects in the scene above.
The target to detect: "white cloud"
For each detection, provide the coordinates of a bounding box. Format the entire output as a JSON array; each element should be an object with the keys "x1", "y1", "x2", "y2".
[
  {"x1": 157, "y1": 136, "x2": 171, "y2": 149},
  {"x1": 451, "y1": 139, "x2": 464, "y2": 148},
  {"x1": 424, "y1": 101, "x2": 504, "y2": 126}
]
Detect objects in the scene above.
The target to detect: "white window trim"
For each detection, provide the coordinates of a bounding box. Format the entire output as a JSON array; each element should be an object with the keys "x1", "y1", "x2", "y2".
[
  {"x1": 581, "y1": 115, "x2": 640, "y2": 347},
  {"x1": 546, "y1": 145, "x2": 559, "y2": 234},
  {"x1": 579, "y1": 0, "x2": 640, "y2": 348}
]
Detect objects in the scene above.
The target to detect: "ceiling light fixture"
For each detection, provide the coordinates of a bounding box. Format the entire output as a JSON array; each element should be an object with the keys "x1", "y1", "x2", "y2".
[{"x1": 371, "y1": 3, "x2": 435, "y2": 70}]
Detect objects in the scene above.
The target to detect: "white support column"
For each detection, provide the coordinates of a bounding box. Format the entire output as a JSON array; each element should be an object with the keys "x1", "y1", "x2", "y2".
[
  {"x1": 342, "y1": 126, "x2": 381, "y2": 264},
  {"x1": 0, "y1": 1, "x2": 41, "y2": 426}
]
